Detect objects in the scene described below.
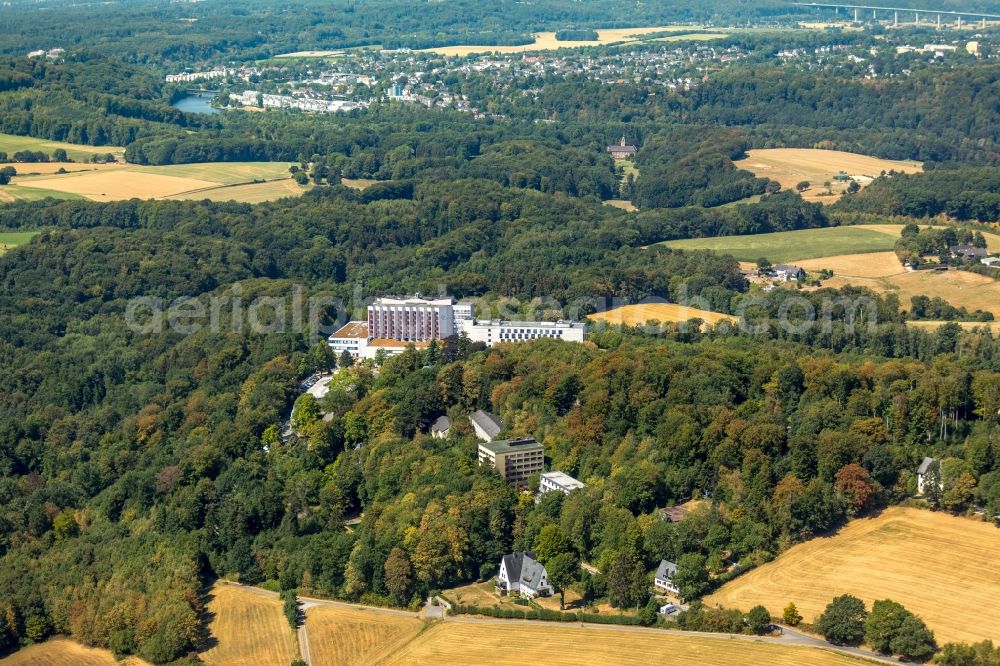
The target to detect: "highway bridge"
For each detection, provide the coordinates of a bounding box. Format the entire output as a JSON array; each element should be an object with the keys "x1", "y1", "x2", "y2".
[{"x1": 793, "y1": 2, "x2": 1000, "y2": 26}]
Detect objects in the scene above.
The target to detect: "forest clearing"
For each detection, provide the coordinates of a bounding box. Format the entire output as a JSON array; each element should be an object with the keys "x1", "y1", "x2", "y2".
[{"x1": 737, "y1": 149, "x2": 922, "y2": 202}]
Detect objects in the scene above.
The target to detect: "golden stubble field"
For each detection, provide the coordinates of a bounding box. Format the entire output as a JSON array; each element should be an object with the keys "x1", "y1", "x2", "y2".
[
  {"x1": 782, "y1": 225, "x2": 1000, "y2": 318},
  {"x1": 378, "y1": 621, "x2": 872, "y2": 666},
  {"x1": 304, "y1": 604, "x2": 423, "y2": 666},
  {"x1": 199, "y1": 584, "x2": 300, "y2": 665},
  {"x1": 737, "y1": 149, "x2": 922, "y2": 203},
  {"x1": 0, "y1": 639, "x2": 150, "y2": 666},
  {"x1": 706, "y1": 507, "x2": 1000, "y2": 645},
  {"x1": 589, "y1": 303, "x2": 736, "y2": 327},
  {"x1": 417, "y1": 26, "x2": 700, "y2": 56},
  {"x1": 4, "y1": 161, "x2": 302, "y2": 203},
  {"x1": 818, "y1": 268, "x2": 1000, "y2": 319}
]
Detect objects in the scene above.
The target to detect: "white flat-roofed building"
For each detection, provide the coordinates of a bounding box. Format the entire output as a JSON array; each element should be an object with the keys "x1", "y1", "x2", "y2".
[
  {"x1": 453, "y1": 302, "x2": 474, "y2": 321},
  {"x1": 368, "y1": 296, "x2": 455, "y2": 341},
  {"x1": 459, "y1": 319, "x2": 585, "y2": 346},
  {"x1": 328, "y1": 321, "x2": 369, "y2": 356},
  {"x1": 539, "y1": 471, "x2": 585, "y2": 496}
]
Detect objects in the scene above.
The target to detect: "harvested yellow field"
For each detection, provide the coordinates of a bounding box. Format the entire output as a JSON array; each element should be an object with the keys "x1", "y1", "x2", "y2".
[
  {"x1": 26, "y1": 171, "x2": 218, "y2": 202},
  {"x1": 380, "y1": 621, "x2": 870, "y2": 666},
  {"x1": 794, "y1": 251, "x2": 904, "y2": 278},
  {"x1": 419, "y1": 26, "x2": 698, "y2": 56},
  {"x1": 887, "y1": 270, "x2": 1000, "y2": 317},
  {"x1": 304, "y1": 604, "x2": 423, "y2": 666},
  {"x1": 589, "y1": 303, "x2": 736, "y2": 327},
  {"x1": 199, "y1": 583, "x2": 300, "y2": 665},
  {"x1": 706, "y1": 507, "x2": 1000, "y2": 645},
  {"x1": 823, "y1": 268, "x2": 1000, "y2": 318},
  {"x1": 12, "y1": 162, "x2": 299, "y2": 203},
  {"x1": 737, "y1": 149, "x2": 922, "y2": 203},
  {"x1": 0, "y1": 638, "x2": 151, "y2": 666},
  {"x1": 648, "y1": 32, "x2": 729, "y2": 42},
  {"x1": 168, "y1": 178, "x2": 307, "y2": 203}
]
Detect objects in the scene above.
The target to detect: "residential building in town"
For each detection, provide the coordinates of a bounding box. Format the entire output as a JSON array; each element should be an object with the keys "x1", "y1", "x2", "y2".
[
  {"x1": 497, "y1": 551, "x2": 552, "y2": 598},
  {"x1": 459, "y1": 318, "x2": 585, "y2": 346},
  {"x1": 368, "y1": 296, "x2": 455, "y2": 341},
  {"x1": 478, "y1": 437, "x2": 544, "y2": 483},
  {"x1": 470, "y1": 409, "x2": 503, "y2": 441},
  {"x1": 538, "y1": 471, "x2": 585, "y2": 496},
  {"x1": 654, "y1": 559, "x2": 680, "y2": 595}
]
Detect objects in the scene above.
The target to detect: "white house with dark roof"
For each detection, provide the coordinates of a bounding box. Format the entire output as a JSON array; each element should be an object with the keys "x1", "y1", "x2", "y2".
[
  {"x1": 497, "y1": 551, "x2": 552, "y2": 598},
  {"x1": 470, "y1": 409, "x2": 503, "y2": 442},
  {"x1": 917, "y1": 456, "x2": 943, "y2": 494},
  {"x1": 654, "y1": 559, "x2": 679, "y2": 595},
  {"x1": 430, "y1": 415, "x2": 451, "y2": 439}
]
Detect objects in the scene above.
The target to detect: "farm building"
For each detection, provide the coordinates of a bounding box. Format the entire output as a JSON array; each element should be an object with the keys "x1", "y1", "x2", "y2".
[{"x1": 497, "y1": 551, "x2": 553, "y2": 598}]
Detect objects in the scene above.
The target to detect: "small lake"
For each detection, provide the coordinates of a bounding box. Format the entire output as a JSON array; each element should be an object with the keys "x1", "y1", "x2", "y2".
[{"x1": 171, "y1": 93, "x2": 220, "y2": 115}]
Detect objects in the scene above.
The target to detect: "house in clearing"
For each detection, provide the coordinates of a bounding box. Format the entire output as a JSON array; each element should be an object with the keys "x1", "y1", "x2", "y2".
[
  {"x1": 430, "y1": 415, "x2": 451, "y2": 438},
  {"x1": 469, "y1": 409, "x2": 503, "y2": 442},
  {"x1": 497, "y1": 551, "x2": 552, "y2": 599},
  {"x1": 773, "y1": 264, "x2": 805, "y2": 282},
  {"x1": 607, "y1": 136, "x2": 637, "y2": 160},
  {"x1": 916, "y1": 456, "x2": 943, "y2": 494},
  {"x1": 654, "y1": 559, "x2": 679, "y2": 595}
]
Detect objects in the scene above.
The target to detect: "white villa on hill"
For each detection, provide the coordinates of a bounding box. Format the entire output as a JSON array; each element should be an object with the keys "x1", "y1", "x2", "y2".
[
  {"x1": 497, "y1": 551, "x2": 552, "y2": 599},
  {"x1": 654, "y1": 559, "x2": 679, "y2": 595}
]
